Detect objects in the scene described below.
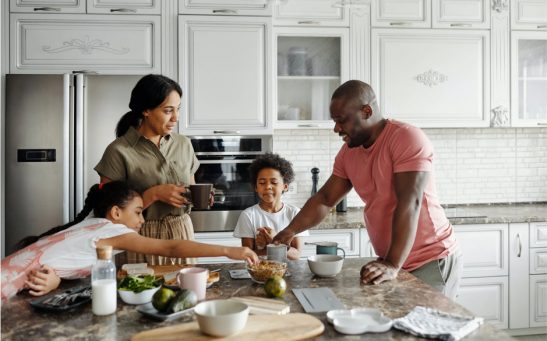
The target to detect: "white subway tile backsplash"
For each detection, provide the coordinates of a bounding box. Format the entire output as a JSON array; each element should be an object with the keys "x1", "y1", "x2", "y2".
[{"x1": 273, "y1": 127, "x2": 547, "y2": 206}]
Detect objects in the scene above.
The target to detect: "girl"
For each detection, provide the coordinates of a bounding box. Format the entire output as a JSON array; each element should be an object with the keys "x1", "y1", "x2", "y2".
[{"x1": 1, "y1": 181, "x2": 258, "y2": 300}]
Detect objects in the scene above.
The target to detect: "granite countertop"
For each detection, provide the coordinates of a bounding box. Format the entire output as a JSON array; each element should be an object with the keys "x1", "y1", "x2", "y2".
[
  {"x1": 314, "y1": 203, "x2": 547, "y2": 229},
  {"x1": 1, "y1": 259, "x2": 512, "y2": 340}
]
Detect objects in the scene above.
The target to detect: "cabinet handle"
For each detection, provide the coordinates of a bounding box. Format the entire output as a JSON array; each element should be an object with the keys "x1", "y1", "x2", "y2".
[
  {"x1": 212, "y1": 9, "x2": 238, "y2": 14},
  {"x1": 297, "y1": 21, "x2": 320, "y2": 25},
  {"x1": 213, "y1": 130, "x2": 240, "y2": 134},
  {"x1": 389, "y1": 22, "x2": 411, "y2": 26},
  {"x1": 110, "y1": 8, "x2": 137, "y2": 13},
  {"x1": 537, "y1": 123, "x2": 547, "y2": 126},
  {"x1": 34, "y1": 7, "x2": 60, "y2": 11},
  {"x1": 537, "y1": 25, "x2": 547, "y2": 29},
  {"x1": 516, "y1": 233, "x2": 522, "y2": 258},
  {"x1": 450, "y1": 23, "x2": 472, "y2": 27},
  {"x1": 297, "y1": 124, "x2": 320, "y2": 128}
]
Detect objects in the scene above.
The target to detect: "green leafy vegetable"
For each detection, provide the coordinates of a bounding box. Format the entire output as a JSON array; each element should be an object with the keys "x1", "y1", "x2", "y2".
[{"x1": 118, "y1": 275, "x2": 161, "y2": 293}]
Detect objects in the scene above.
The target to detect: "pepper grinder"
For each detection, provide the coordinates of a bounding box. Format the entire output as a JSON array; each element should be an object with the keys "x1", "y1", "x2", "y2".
[{"x1": 311, "y1": 167, "x2": 319, "y2": 196}]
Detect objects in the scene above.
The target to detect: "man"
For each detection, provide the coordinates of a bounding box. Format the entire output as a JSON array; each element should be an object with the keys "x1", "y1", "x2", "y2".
[{"x1": 273, "y1": 80, "x2": 462, "y2": 299}]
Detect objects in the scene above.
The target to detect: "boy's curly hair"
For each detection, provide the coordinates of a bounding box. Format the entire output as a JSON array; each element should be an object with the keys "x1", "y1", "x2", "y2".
[{"x1": 249, "y1": 153, "x2": 295, "y2": 186}]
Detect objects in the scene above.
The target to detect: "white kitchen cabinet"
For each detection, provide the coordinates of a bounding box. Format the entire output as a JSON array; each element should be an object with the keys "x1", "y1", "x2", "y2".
[
  {"x1": 179, "y1": 15, "x2": 272, "y2": 135},
  {"x1": 511, "y1": 31, "x2": 547, "y2": 127},
  {"x1": 371, "y1": 0, "x2": 431, "y2": 28},
  {"x1": 300, "y1": 228, "x2": 360, "y2": 258},
  {"x1": 10, "y1": 0, "x2": 161, "y2": 14},
  {"x1": 10, "y1": 13, "x2": 160, "y2": 74},
  {"x1": 511, "y1": 0, "x2": 547, "y2": 30},
  {"x1": 509, "y1": 223, "x2": 530, "y2": 329},
  {"x1": 360, "y1": 228, "x2": 378, "y2": 258},
  {"x1": 371, "y1": 29, "x2": 490, "y2": 127},
  {"x1": 194, "y1": 232, "x2": 243, "y2": 264},
  {"x1": 273, "y1": 0, "x2": 349, "y2": 27},
  {"x1": 432, "y1": 0, "x2": 490, "y2": 29},
  {"x1": 179, "y1": 0, "x2": 272, "y2": 16},
  {"x1": 530, "y1": 274, "x2": 547, "y2": 328},
  {"x1": 531, "y1": 222, "x2": 547, "y2": 247},
  {"x1": 530, "y1": 248, "x2": 547, "y2": 274},
  {"x1": 456, "y1": 276, "x2": 509, "y2": 329},
  {"x1": 274, "y1": 26, "x2": 349, "y2": 129}
]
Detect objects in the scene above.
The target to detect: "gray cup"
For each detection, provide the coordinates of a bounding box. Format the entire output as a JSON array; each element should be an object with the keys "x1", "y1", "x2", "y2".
[{"x1": 189, "y1": 184, "x2": 213, "y2": 210}]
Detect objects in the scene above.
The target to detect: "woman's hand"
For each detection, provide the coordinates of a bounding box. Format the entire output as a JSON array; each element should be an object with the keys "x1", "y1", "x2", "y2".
[
  {"x1": 150, "y1": 184, "x2": 190, "y2": 208},
  {"x1": 225, "y1": 246, "x2": 259, "y2": 265},
  {"x1": 25, "y1": 265, "x2": 61, "y2": 296}
]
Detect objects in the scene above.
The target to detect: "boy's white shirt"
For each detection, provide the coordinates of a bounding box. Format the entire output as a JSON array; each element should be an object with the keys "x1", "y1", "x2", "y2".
[{"x1": 233, "y1": 203, "x2": 309, "y2": 239}]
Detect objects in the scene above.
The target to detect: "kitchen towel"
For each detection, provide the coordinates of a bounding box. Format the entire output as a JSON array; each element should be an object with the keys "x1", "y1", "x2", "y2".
[{"x1": 393, "y1": 306, "x2": 483, "y2": 341}]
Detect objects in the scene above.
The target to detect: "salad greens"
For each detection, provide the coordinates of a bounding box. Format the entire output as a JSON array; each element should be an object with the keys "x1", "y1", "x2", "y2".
[{"x1": 118, "y1": 275, "x2": 161, "y2": 293}]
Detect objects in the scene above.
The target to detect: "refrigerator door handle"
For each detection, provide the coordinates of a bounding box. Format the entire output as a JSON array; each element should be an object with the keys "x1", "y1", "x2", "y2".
[
  {"x1": 74, "y1": 73, "x2": 85, "y2": 215},
  {"x1": 63, "y1": 74, "x2": 71, "y2": 223}
]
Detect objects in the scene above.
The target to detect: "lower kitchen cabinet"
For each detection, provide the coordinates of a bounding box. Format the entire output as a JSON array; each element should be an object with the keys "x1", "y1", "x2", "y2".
[
  {"x1": 194, "y1": 232, "x2": 242, "y2": 264},
  {"x1": 530, "y1": 274, "x2": 547, "y2": 328}
]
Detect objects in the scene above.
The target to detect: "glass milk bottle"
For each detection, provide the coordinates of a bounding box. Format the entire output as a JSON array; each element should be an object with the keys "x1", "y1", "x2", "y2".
[{"x1": 92, "y1": 245, "x2": 117, "y2": 316}]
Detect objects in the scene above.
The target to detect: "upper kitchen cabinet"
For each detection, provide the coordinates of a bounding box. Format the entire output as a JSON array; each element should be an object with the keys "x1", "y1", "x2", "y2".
[
  {"x1": 273, "y1": 0, "x2": 350, "y2": 27},
  {"x1": 371, "y1": 0, "x2": 490, "y2": 29},
  {"x1": 275, "y1": 26, "x2": 349, "y2": 129},
  {"x1": 10, "y1": 14, "x2": 161, "y2": 74},
  {"x1": 511, "y1": 31, "x2": 547, "y2": 127},
  {"x1": 178, "y1": 0, "x2": 272, "y2": 16},
  {"x1": 179, "y1": 15, "x2": 272, "y2": 135},
  {"x1": 10, "y1": 0, "x2": 161, "y2": 14},
  {"x1": 371, "y1": 29, "x2": 490, "y2": 127},
  {"x1": 511, "y1": 0, "x2": 547, "y2": 30}
]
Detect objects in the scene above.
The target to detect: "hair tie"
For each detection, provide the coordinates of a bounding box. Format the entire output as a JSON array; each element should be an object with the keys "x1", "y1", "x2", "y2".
[{"x1": 99, "y1": 183, "x2": 105, "y2": 190}]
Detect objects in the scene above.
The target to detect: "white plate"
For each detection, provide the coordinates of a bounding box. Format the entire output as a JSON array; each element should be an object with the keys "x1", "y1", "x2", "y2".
[{"x1": 328, "y1": 308, "x2": 392, "y2": 334}]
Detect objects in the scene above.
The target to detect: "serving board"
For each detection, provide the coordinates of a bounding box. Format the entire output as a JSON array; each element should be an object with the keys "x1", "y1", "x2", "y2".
[
  {"x1": 131, "y1": 313, "x2": 324, "y2": 341},
  {"x1": 229, "y1": 296, "x2": 290, "y2": 315}
]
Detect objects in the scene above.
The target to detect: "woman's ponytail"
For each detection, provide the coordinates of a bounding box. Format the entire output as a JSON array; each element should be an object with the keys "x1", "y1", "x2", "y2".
[{"x1": 116, "y1": 111, "x2": 140, "y2": 138}]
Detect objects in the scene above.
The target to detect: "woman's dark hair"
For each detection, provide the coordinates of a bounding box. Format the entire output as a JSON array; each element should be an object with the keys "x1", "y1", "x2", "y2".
[
  {"x1": 15, "y1": 181, "x2": 140, "y2": 250},
  {"x1": 116, "y1": 74, "x2": 183, "y2": 137},
  {"x1": 248, "y1": 153, "x2": 295, "y2": 187}
]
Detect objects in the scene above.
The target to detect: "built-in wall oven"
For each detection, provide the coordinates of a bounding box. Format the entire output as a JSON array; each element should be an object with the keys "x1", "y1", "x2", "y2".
[{"x1": 189, "y1": 135, "x2": 273, "y2": 232}]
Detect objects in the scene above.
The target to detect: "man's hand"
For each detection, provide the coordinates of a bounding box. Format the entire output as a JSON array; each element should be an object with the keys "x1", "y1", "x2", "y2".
[
  {"x1": 272, "y1": 228, "x2": 295, "y2": 247},
  {"x1": 360, "y1": 259, "x2": 399, "y2": 285}
]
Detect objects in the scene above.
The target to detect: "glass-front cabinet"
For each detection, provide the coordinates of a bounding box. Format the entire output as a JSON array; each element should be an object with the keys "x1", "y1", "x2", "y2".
[
  {"x1": 274, "y1": 27, "x2": 349, "y2": 128},
  {"x1": 511, "y1": 31, "x2": 547, "y2": 126}
]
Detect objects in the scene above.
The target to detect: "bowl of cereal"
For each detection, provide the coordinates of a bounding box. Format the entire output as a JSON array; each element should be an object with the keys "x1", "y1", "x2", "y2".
[{"x1": 246, "y1": 260, "x2": 287, "y2": 284}]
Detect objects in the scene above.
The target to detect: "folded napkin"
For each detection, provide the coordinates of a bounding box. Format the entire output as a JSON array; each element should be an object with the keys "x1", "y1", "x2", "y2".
[{"x1": 393, "y1": 306, "x2": 484, "y2": 341}]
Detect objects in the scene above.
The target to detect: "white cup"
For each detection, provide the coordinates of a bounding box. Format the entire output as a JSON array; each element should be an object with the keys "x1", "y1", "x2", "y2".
[
  {"x1": 177, "y1": 267, "x2": 209, "y2": 301},
  {"x1": 285, "y1": 107, "x2": 301, "y2": 120},
  {"x1": 267, "y1": 244, "x2": 287, "y2": 262}
]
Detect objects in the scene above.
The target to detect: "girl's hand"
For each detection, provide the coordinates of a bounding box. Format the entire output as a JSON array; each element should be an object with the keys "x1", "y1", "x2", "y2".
[
  {"x1": 152, "y1": 184, "x2": 189, "y2": 208},
  {"x1": 226, "y1": 246, "x2": 259, "y2": 265},
  {"x1": 25, "y1": 265, "x2": 61, "y2": 296}
]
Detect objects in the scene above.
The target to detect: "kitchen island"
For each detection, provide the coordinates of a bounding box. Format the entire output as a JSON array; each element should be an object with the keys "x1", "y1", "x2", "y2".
[{"x1": 1, "y1": 258, "x2": 513, "y2": 340}]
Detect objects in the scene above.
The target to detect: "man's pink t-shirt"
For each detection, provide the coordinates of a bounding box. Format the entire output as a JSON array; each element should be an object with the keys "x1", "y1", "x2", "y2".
[{"x1": 333, "y1": 120, "x2": 458, "y2": 271}]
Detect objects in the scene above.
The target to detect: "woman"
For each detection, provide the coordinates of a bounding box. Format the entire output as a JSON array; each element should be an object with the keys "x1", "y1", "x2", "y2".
[{"x1": 95, "y1": 74, "x2": 200, "y2": 265}]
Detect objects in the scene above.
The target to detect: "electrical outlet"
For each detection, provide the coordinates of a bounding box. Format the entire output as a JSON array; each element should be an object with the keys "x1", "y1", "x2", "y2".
[{"x1": 288, "y1": 182, "x2": 298, "y2": 193}]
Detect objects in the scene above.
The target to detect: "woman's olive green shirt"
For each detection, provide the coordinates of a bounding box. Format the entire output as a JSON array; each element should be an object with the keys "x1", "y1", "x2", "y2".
[{"x1": 94, "y1": 126, "x2": 200, "y2": 220}]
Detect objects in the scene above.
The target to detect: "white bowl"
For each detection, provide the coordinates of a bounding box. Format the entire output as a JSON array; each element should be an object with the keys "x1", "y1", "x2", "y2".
[
  {"x1": 194, "y1": 299, "x2": 249, "y2": 337},
  {"x1": 118, "y1": 286, "x2": 160, "y2": 305},
  {"x1": 333, "y1": 313, "x2": 393, "y2": 335},
  {"x1": 327, "y1": 308, "x2": 386, "y2": 324},
  {"x1": 307, "y1": 254, "x2": 344, "y2": 277}
]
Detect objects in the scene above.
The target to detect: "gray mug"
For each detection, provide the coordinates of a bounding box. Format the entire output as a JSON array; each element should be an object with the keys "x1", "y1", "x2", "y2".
[
  {"x1": 188, "y1": 184, "x2": 213, "y2": 210},
  {"x1": 316, "y1": 241, "x2": 346, "y2": 258}
]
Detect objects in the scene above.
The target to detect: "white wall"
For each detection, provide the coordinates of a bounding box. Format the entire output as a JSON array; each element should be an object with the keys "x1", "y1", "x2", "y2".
[{"x1": 274, "y1": 127, "x2": 547, "y2": 207}]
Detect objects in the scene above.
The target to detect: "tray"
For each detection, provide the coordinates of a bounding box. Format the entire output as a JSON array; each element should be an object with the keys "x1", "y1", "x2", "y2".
[
  {"x1": 29, "y1": 284, "x2": 91, "y2": 312},
  {"x1": 136, "y1": 302, "x2": 195, "y2": 321}
]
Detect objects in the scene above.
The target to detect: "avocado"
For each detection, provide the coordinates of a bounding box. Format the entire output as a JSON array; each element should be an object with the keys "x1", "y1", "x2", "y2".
[{"x1": 166, "y1": 289, "x2": 198, "y2": 313}]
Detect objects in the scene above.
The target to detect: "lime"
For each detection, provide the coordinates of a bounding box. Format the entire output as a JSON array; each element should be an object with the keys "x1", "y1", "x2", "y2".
[
  {"x1": 152, "y1": 286, "x2": 176, "y2": 312},
  {"x1": 264, "y1": 275, "x2": 287, "y2": 298}
]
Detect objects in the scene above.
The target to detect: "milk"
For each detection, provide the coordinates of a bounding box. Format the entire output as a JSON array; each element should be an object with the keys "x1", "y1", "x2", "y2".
[{"x1": 92, "y1": 279, "x2": 117, "y2": 315}]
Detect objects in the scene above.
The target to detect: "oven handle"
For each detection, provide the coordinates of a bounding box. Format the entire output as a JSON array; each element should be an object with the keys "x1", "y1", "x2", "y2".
[{"x1": 198, "y1": 159, "x2": 254, "y2": 164}]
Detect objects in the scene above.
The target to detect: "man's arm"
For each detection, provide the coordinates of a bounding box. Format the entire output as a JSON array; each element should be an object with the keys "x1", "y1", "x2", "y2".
[
  {"x1": 361, "y1": 171, "x2": 428, "y2": 284},
  {"x1": 273, "y1": 174, "x2": 352, "y2": 245}
]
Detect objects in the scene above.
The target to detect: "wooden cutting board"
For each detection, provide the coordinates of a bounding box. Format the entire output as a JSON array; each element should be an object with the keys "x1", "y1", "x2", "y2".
[
  {"x1": 131, "y1": 313, "x2": 324, "y2": 341},
  {"x1": 229, "y1": 296, "x2": 290, "y2": 315}
]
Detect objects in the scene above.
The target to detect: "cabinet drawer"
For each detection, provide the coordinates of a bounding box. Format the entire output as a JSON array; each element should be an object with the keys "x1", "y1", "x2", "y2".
[
  {"x1": 87, "y1": 0, "x2": 161, "y2": 15},
  {"x1": 432, "y1": 0, "x2": 490, "y2": 29},
  {"x1": 455, "y1": 224, "x2": 508, "y2": 277},
  {"x1": 530, "y1": 274, "x2": 547, "y2": 328},
  {"x1": 531, "y1": 248, "x2": 547, "y2": 274},
  {"x1": 511, "y1": 0, "x2": 547, "y2": 30},
  {"x1": 179, "y1": 0, "x2": 272, "y2": 16},
  {"x1": 194, "y1": 232, "x2": 242, "y2": 264},
  {"x1": 531, "y1": 222, "x2": 547, "y2": 248},
  {"x1": 274, "y1": 0, "x2": 349, "y2": 27},
  {"x1": 456, "y1": 276, "x2": 509, "y2": 329},
  {"x1": 10, "y1": 14, "x2": 160, "y2": 74},
  {"x1": 300, "y1": 229, "x2": 360, "y2": 259},
  {"x1": 10, "y1": 0, "x2": 86, "y2": 13},
  {"x1": 372, "y1": 0, "x2": 431, "y2": 28}
]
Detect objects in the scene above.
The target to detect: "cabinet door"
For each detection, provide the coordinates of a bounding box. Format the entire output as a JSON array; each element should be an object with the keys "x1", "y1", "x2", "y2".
[
  {"x1": 509, "y1": 223, "x2": 530, "y2": 329},
  {"x1": 432, "y1": 0, "x2": 490, "y2": 29},
  {"x1": 371, "y1": 0, "x2": 431, "y2": 28},
  {"x1": 511, "y1": 31, "x2": 547, "y2": 127},
  {"x1": 179, "y1": 0, "x2": 272, "y2": 16},
  {"x1": 179, "y1": 15, "x2": 272, "y2": 135},
  {"x1": 10, "y1": 0, "x2": 86, "y2": 13},
  {"x1": 530, "y1": 274, "x2": 547, "y2": 328},
  {"x1": 456, "y1": 276, "x2": 509, "y2": 329},
  {"x1": 371, "y1": 29, "x2": 489, "y2": 127},
  {"x1": 511, "y1": 0, "x2": 547, "y2": 30},
  {"x1": 359, "y1": 228, "x2": 378, "y2": 258},
  {"x1": 530, "y1": 248, "x2": 547, "y2": 274},
  {"x1": 10, "y1": 14, "x2": 160, "y2": 74},
  {"x1": 274, "y1": 0, "x2": 349, "y2": 27},
  {"x1": 87, "y1": 0, "x2": 161, "y2": 14},
  {"x1": 194, "y1": 232, "x2": 242, "y2": 264},
  {"x1": 455, "y1": 224, "x2": 508, "y2": 277},
  {"x1": 300, "y1": 229, "x2": 360, "y2": 258},
  {"x1": 530, "y1": 223, "x2": 547, "y2": 248},
  {"x1": 274, "y1": 26, "x2": 349, "y2": 129}
]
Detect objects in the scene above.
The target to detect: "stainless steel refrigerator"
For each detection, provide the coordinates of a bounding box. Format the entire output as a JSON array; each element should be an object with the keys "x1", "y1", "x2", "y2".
[{"x1": 5, "y1": 73, "x2": 142, "y2": 255}]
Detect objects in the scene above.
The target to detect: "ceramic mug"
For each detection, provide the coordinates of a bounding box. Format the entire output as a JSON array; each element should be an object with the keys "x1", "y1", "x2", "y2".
[
  {"x1": 177, "y1": 267, "x2": 209, "y2": 301},
  {"x1": 266, "y1": 244, "x2": 288, "y2": 262},
  {"x1": 188, "y1": 184, "x2": 213, "y2": 210},
  {"x1": 316, "y1": 241, "x2": 346, "y2": 258}
]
